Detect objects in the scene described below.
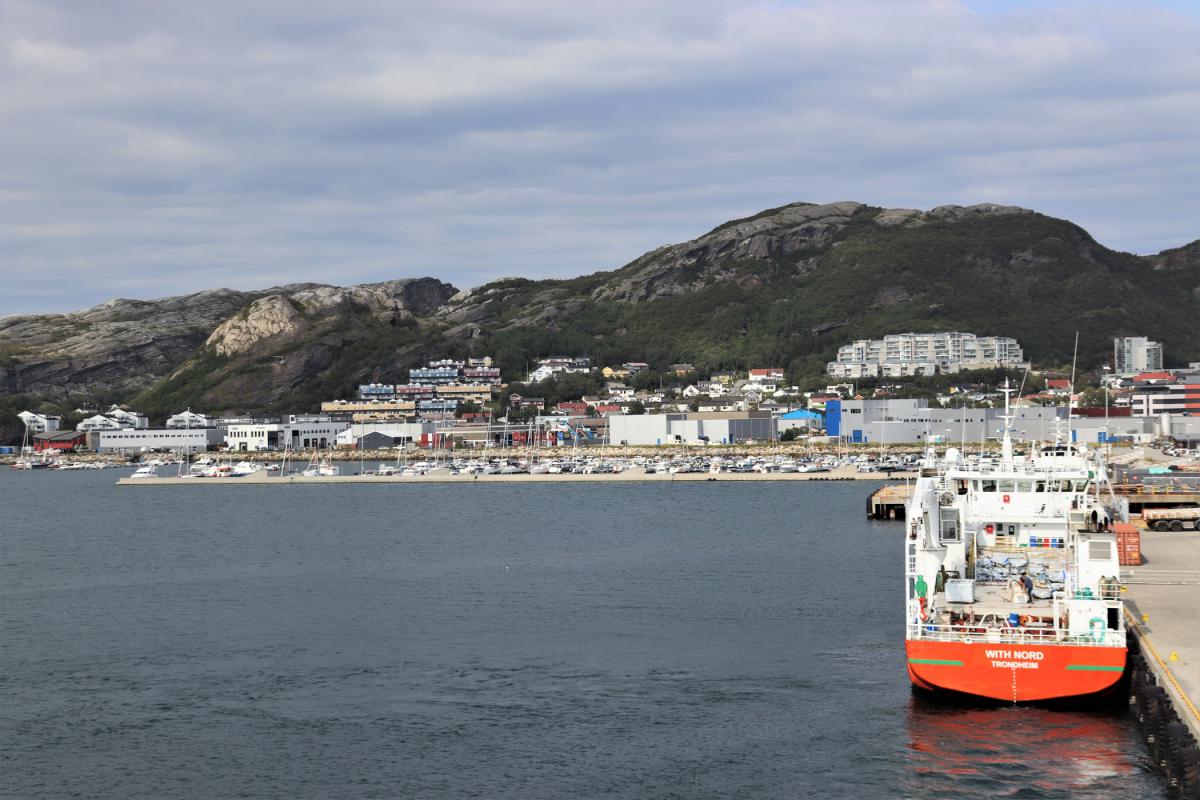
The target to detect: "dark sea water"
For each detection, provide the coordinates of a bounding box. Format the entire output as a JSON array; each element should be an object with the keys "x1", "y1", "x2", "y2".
[{"x1": 1, "y1": 469, "x2": 1163, "y2": 799}]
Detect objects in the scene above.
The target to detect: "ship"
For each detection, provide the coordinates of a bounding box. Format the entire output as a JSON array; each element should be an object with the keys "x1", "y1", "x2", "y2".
[{"x1": 904, "y1": 385, "x2": 1127, "y2": 703}]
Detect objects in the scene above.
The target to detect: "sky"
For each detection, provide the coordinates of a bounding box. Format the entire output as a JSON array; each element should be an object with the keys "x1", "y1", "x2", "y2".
[{"x1": 1, "y1": 0, "x2": 1198, "y2": 317}]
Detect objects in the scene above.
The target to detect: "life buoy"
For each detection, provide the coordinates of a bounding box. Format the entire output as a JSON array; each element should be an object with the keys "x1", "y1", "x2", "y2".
[{"x1": 1018, "y1": 615, "x2": 1031, "y2": 628}]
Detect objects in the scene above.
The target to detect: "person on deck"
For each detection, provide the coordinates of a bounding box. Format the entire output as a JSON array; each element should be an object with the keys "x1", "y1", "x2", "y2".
[{"x1": 1021, "y1": 573, "x2": 1034, "y2": 603}]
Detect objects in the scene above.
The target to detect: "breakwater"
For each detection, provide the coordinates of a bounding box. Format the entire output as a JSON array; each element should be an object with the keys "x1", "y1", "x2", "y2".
[{"x1": 117, "y1": 466, "x2": 915, "y2": 486}]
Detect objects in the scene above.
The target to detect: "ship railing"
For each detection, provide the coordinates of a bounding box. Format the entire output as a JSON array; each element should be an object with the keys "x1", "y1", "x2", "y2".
[{"x1": 907, "y1": 622, "x2": 1126, "y2": 648}]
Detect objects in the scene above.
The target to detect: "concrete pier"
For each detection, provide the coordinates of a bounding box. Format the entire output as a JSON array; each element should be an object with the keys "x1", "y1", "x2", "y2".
[
  {"x1": 866, "y1": 483, "x2": 911, "y2": 519},
  {"x1": 1122, "y1": 529, "x2": 1200, "y2": 741}
]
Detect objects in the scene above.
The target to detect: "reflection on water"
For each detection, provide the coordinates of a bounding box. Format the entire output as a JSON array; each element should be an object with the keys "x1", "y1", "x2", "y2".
[{"x1": 903, "y1": 693, "x2": 1156, "y2": 799}]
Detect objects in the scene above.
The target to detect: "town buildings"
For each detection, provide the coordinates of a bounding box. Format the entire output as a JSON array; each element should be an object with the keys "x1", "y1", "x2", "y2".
[
  {"x1": 1128, "y1": 369, "x2": 1200, "y2": 416},
  {"x1": 223, "y1": 415, "x2": 350, "y2": 451},
  {"x1": 347, "y1": 357, "x2": 502, "y2": 420},
  {"x1": 821, "y1": 398, "x2": 1158, "y2": 445},
  {"x1": 526, "y1": 356, "x2": 591, "y2": 383},
  {"x1": 334, "y1": 421, "x2": 435, "y2": 449},
  {"x1": 31, "y1": 430, "x2": 87, "y2": 451},
  {"x1": 76, "y1": 405, "x2": 150, "y2": 431},
  {"x1": 1114, "y1": 337, "x2": 1164, "y2": 377},
  {"x1": 609, "y1": 411, "x2": 777, "y2": 445},
  {"x1": 320, "y1": 399, "x2": 417, "y2": 421},
  {"x1": 95, "y1": 428, "x2": 224, "y2": 453},
  {"x1": 827, "y1": 332, "x2": 1027, "y2": 378}
]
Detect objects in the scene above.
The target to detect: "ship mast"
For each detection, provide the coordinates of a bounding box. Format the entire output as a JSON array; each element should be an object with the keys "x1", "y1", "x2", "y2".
[{"x1": 999, "y1": 378, "x2": 1015, "y2": 466}]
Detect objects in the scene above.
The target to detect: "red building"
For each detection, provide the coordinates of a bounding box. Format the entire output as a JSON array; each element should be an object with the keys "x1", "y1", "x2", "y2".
[{"x1": 32, "y1": 431, "x2": 88, "y2": 452}]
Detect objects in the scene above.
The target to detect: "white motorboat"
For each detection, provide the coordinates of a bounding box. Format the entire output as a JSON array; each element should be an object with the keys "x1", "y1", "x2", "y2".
[{"x1": 130, "y1": 465, "x2": 158, "y2": 479}]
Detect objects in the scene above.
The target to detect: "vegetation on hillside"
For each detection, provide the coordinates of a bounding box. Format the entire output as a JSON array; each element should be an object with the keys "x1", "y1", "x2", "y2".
[{"x1": 2, "y1": 202, "x2": 1197, "y2": 436}]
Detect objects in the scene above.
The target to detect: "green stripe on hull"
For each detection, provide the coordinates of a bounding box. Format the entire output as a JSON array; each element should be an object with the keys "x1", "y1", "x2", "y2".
[
  {"x1": 1065, "y1": 665, "x2": 1125, "y2": 672},
  {"x1": 908, "y1": 658, "x2": 964, "y2": 666}
]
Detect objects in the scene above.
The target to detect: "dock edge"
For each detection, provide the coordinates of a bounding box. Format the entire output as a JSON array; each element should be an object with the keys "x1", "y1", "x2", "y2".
[{"x1": 1125, "y1": 607, "x2": 1200, "y2": 798}]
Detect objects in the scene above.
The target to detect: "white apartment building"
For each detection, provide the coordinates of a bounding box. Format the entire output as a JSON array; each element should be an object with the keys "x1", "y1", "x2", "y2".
[
  {"x1": 77, "y1": 414, "x2": 128, "y2": 431},
  {"x1": 1114, "y1": 337, "x2": 1163, "y2": 376},
  {"x1": 827, "y1": 332, "x2": 1026, "y2": 378},
  {"x1": 165, "y1": 410, "x2": 211, "y2": 428},
  {"x1": 76, "y1": 405, "x2": 149, "y2": 431},
  {"x1": 17, "y1": 411, "x2": 61, "y2": 433}
]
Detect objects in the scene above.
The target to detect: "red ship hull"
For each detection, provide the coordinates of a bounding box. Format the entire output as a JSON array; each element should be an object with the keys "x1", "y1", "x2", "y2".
[{"x1": 906, "y1": 639, "x2": 1126, "y2": 703}]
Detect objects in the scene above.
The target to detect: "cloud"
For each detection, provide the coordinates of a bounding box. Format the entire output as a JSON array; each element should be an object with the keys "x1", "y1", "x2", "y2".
[{"x1": 0, "y1": 0, "x2": 1197, "y2": 316}]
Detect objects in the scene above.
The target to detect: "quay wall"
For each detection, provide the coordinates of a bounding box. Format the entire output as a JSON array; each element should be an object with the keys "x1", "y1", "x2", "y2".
[{"x1": 1125, "y1": 613, "x2": 1200, "y2": 798}]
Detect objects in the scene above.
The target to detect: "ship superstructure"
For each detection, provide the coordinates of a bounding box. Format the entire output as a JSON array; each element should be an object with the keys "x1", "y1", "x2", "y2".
[{"x1": 904, "y1": 388, "x2": 1127, "y2": 702}]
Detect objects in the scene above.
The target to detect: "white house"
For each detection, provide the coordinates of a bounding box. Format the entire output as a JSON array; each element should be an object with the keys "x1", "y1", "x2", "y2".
[
  {"x1": 17, "y1": 411, "x2": 61, "y2": 433},
  {"x1": 744, "y1": 379, "x2": 779, "y2": 394},
  {"x1": 525, "y1": 357, "x2": 592, "y2": 383},
  {"x1": 605, "y1": 382, "x2": 635, "y2": 400},
  {"x1": 165, "y1": 410, "x2": 211, "y2": 428},
  {"x1": 105, "y1": 405, "x2": 149, "y2": 428},
  {"x1": 77, "y1": 404, "x2": 149, "y2": 431},
  {"x1": 77, "y1": 414, "x2": 126, "y2": 432}
]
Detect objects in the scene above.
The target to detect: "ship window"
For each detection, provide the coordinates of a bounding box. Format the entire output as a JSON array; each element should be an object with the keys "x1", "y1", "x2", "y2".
[
  {"x1": 1017, "y1": 481, "x2": 1033, "y2": 493},
  {"x1": 998, "y1": 480, "x2": 1015, "y2": 493},
  {"x1": 1034, "y1": 481, "x2": 1046, "y2": 492},
  {"x1": 1058, "y1": 481, "x2": 1071, "y2": 492},
  {"x1": 981, "y1": 480, "x2": 996, "y2": 492},
  {"x1": 1088, "y1": 540, "x2": 1113, "y2": 561},
  {"x1": 1047, "y1": 480, "x2": 1060, "y2": 492},
  {"x1": 939, "y1": 508, "x2": 961, "y2": 543}
]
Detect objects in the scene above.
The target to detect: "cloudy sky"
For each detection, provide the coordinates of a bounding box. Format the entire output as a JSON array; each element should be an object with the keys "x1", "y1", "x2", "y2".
[{"x1": 2, "y1": 0, "x2": 1197, "y2": 316}]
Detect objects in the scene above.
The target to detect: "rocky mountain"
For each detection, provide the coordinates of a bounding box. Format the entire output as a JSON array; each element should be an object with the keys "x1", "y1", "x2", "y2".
[
  {"x1": 2, "y1": 201, "x2": 1198, "y2": 428},
  {"x1": 0, "y1": 288, "x2": 278, "y2": 401}
]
